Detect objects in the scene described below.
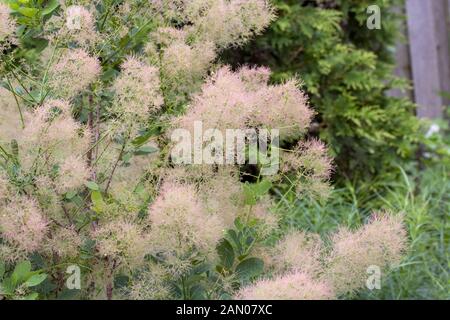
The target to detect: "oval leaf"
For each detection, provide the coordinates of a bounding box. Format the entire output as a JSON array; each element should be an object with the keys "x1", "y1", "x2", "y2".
[
  {"x1": 217, "y1": 239, "x2": 235, "y2": 270},
  {"x1": 12, "y1": 261, "x2": 31, "y2": 284},
  {"x1": 85, "y1": 181, "x2": 99, "y2": 191},
  {"x1": 24, "y1": 274, "x2": 47, "y2": 287},
  {"x1": 235, "y1": 258, "x2": 264, "y2": 281}
]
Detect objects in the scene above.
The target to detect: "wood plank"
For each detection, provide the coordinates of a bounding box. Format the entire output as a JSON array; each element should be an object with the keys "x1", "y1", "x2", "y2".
[
  {"x1": 433, "y1": 0, "x2": 450, "y2": 106},
  {"x1": 388, "y1": 4, "x2": 413, "y2": 100},
  {"x1": 406, "y1": 0, "x2": 445, "y2": 118}
]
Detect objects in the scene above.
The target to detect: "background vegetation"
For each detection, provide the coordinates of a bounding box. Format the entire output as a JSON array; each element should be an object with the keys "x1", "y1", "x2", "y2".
[
  {"x1": 0, "y1": 0, "x2": 448, "y2": 300},
  {"x1": 225, "y1": 0, "x2": 449, "y2": 299}
]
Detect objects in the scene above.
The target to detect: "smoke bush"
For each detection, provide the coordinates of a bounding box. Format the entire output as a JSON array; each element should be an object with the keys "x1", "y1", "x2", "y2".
[{"x1": 0, "y1": 0, "x2": 407, "y2": 300}]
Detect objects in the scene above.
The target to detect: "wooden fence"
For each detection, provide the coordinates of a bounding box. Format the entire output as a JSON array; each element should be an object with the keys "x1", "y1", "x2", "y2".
[{"x1": 392, "y1": 0, "x2": 450, "y2": 119}]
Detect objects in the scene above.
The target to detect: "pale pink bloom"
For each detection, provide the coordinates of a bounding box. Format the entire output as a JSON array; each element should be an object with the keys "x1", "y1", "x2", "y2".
[
  {"x1": 112, "y1": 56, "x2": 163, "y2": 127},
  {"x1": 282, "y1": 139, "x2": 333, "y2": 200},
  {"x1": 175, "y1": 66, "x2": 256, "y2": 131},
  {"x1": 20, "y1": 99, "x2": 91, "y2": 174},
  {"x1": 128, "y1": 264, "x2": 172, "y2": 300},
  {"x1": 22, "y1": 99, "x2": 90, "y2": 156},
  {"x1": 56, "y1": 155, "x2": 91, "y2": 194},
  {"x1": 236, "y1": 272, "x2": 335, "y2": 300},
  {"x1": 148, "y1": 182, "x2": 225, "y2": 260},
  {"x1": 0, "y1": 196, "x2": 48, "y2": 253},
  {"x1": 150, "y1": 0, "x2": 273, "y2": 48},
  {"x1": 324, "y1": 212, "x2": 407, "y2": 295},
  {"x1": 152, "y1": 27, "x2": 187, "y2": 47},
  {"x1": 162, "y1": 40, "x2": 216, "y2": 103},
  {"x1": 48, "y1": 49, "x2": 101, "y2": 98},
  {"x1": 45, "y1": 226, "x2": 82, "y2": 259},
  {"x1": 271, "y1": 231, "x2": 324, "y2": 276},
  {"x1": 283, "y1": 139, "x2": 332, "y2": 178},
  {"x1": 0, "y1": 172, "x2": 10, "y2": 201},
  {"x1": 187, "y1": 0, "x2": 274, "y2": 48},
  {"x1": 199, "y1": 174, "x2": 243, "y2": 227},
  {"x1": 250, "y1": 79, "x2": 313, "y2": 139},
  {"x1": 64, "y1": 5, "x2": 99, "y2": 47},
  {"x1": 0, "y1": 4, "x2": 17, "y2": 45},
  {"x1": 0, "y1": 243, "x2": 28, "y2": 263},
  {"x1": 237, "y1": 66, "x2": 271, "y2": 90},
  {"x1": 0, "y1": 88, "x2": 23, "y2": 144},
  {"x1": 252, "y1": 197, "x2": 279, "y2": 237},
  {"x1": 175, "y1": 66, "x2": 313, "y2": 141},
  {"x1": 93, "y1": 220, "x2": 151, "y2": 267}
]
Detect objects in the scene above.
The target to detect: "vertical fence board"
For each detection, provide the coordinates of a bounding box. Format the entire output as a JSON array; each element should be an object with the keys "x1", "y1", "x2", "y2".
[
  {"x1": 433, "y1": 0, "x2": 450, "y2": 106},
  {"x1": 389, "y1": 5, "x2": 413, "y2": 100},
  {"x1": 406, "y1": 0, "x2": 446, "y2": 118}
]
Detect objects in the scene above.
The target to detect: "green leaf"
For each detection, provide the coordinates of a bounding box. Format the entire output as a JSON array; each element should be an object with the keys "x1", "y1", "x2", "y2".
[
  {"x1": 254, "y1": 180, "x2": 272, "y2": 197},
  {"x1": 65, "y1": 191, "x2": 77, "y2": 200},
  {"x1": 8, "y1": 2, "x2": 20, "y2": 11},
  {"x1": 24, "y1": 274, "x2": 47, "y2": 287},
  {"x1": 243, "y1": 183, "x2": 257, "y2": 206},
  {"x1": 217, "y1": 239, "x2": 235, "y2": 270},
  {"x1": 113, "y1": 274, "x2": 129, "y2": 290},
  {"x1": 41, "y1": 0, "x2": 59, "y2": 16},
  {"x1": 132, "y1": 130, "x2": 158, "y2": 146},
  {"x1": 134, "y1": 145, "x2": 158, "y2": 156},
  {"x1": 91, "y1": 190, "x2": 105, "y2": 213},
  {"x1": 243, "y1": 180, "x2": 272, "y2": 206},
  {"x1": 16, "y1": 7, "x2": 39, "y2": 18},
  {"x1": 0, "y1": 277, "x2": 15, "y2": 295},
  {"x1": 235, "y1": 258, "x2": 264, "y2": 281},
  {"x1": 121, "y1": 152, "x2": 132, "y2": 164},
  {"x1": 12, "y1": 261, "x2": 31, "y2": 285},
  {"x1": 23, "y1": 292, "x2": 39, "y2": 300},
  {"x1": 227, "y1": 229, "x2": 240, "y2": 248},
  {"x1": 85, "y1": 181, "x2": 99, "y2": 191},
  {"x1": 215, "y1": 265, "x2": 224, "y2": 274}
]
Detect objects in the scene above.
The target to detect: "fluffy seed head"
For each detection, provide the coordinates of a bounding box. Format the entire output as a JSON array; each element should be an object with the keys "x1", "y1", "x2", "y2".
[
  {"x1": 48, "y1": 49, "x2": 101, "y2": 99},
  {"x1": 21, "y1": 99, "x2": 91, "y2": 171},
  {"x1": 111, "y1": 56, "x2": 163, "y2": 132},
  {"x1": 0, "y1": 171, "x2": 11, "y2": 201},
  {"x1": 188, "y1": 0, "x2": 274, "y2": 48},
  {"x1": 0, "y1": 196, "x2": 48, "y2": 253},
  {"x1": 324, "y1": 212, "x2": 407, "y2": 295},
  {"x1": 127, "y1": 265, "x2": 172, "y2": 300},
  {"x1": 162, "y1": 41, "x2": 216, "y2": 105},
  {"x1": 236, "y1": 272, "x2": 335, "y2": 300},
  {"x1": 148, "y1": 182, "x2": 225, "y2": 262},
  {"x1": 55, "y1": 155, "x2": 91, "y2": 194},
  {"x1": 282, "y1": 139, "x2": 333, "y2": 200},
  {"x1": 271, "y1": 231, "x2": 323, "y2": 276},
  {"x1": 64, "y1": 5, "x2": 99, "y2": 47},
  {"x1": 175, "y1": 66, "x2": 313, "y2": 141},
  {"x1": 45, "y1": 227, "x2": 82, "y2": 259},
  {"x1": 0, "y1": 4, "x2": 17, "y2": 48},
  {"x1": 93, "y1": 220, "x2": 150, "y2": 268}
]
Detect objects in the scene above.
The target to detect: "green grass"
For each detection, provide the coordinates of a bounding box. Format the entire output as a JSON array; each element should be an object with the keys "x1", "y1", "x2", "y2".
[
  {"x1": 364, "y1": 166, "x2": 449, "y2": 299},
  {"x1": 276, "y1": 165, "x2": 449, "y2": 299}
]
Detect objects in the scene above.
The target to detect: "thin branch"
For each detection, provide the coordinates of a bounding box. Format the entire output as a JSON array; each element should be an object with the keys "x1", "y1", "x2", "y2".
[
  {"x1": 9, "y1": 68, "x2": 37, "y2": 103},
  {"x1": 105, "y1": 140, "x2": 127, "y2": 193},
  {"x1": 5, "y1": 75, "x2": 25, "y2": 128}
]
